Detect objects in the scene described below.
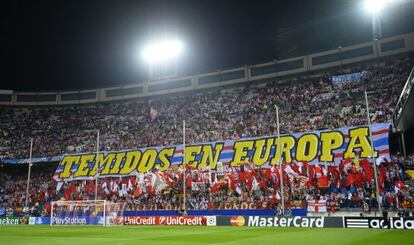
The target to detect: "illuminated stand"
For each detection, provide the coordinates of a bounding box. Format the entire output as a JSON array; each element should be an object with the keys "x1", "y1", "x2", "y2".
[{"x1": 50, "y1": 200, "x2": 125, "y2": 226}]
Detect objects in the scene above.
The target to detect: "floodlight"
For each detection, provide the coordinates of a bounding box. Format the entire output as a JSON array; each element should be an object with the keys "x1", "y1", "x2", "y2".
[
  {"x1": 142, "y1": 40, "x2": 183, "y2": 64},
  {"x1": 364, "y1": 0, "x2": 392, "y2": 14}
]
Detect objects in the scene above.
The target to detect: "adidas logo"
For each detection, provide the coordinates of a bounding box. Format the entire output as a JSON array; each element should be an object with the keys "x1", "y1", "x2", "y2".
[{"x1": 346, "y1": 218, "x2": 369, "y2": 228}]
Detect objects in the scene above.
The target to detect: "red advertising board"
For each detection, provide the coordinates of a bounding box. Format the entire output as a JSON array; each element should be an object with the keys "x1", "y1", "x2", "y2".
[{"x1": 119, "y1": 216, "x2": 216, "y2": 226}]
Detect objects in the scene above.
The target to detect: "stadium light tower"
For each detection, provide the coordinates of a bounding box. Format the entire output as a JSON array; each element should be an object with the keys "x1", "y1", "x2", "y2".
[
  {"x1": 142, "y1": 39, "x2": 184, "y2": 80},
  {"x1": 364, "y1": 0, "x2": 404, "y2": 41},
  {"x1": 364, "y1": 0, "x2": 388, "y2": 41},
  {"x1": 364, "y1": 0, "x2": 388, "y2": 14},
  {"x1": 142, "y1": 40, "x2": 183, "y2": 64}
]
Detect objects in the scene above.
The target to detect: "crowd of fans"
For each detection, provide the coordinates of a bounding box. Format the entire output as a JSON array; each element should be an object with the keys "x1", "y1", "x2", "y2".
[
  {"x1": 0, "y1": 58, "x2": 411, "y2": 160},
  {"x1": 1, "y1": 154, "x2": 413, "y2": 216},
  {"x1": 1, "y1": 57, "x2": 414, "y2": 216}
]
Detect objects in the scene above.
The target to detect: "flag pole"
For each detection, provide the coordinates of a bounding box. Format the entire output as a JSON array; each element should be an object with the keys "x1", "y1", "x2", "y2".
[
  {"x1": 364, "y1": 90, "x2": 382, "y2": 215},
  {"x1": 276, "y1": 106, "x2": 285, "y2": 215},
  {"x1": 25, "y1": 138, "x2": 33, "y2": 212},
  {"x1": 182, "y1": 120, "x2": 186, "y2": 212},
  {"x1": 95, "y1": 129, "x2": 100, "y2": 202}
]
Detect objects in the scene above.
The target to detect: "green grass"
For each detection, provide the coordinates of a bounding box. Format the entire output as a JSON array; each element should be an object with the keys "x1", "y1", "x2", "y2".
[{"x1": 0, "y1": 226, "x2": 413, "y2": 245}]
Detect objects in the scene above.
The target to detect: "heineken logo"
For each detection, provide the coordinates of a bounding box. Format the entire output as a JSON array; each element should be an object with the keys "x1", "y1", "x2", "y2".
[{"x1": 0, "y1": 217, "x2": 28, "y2": 225}]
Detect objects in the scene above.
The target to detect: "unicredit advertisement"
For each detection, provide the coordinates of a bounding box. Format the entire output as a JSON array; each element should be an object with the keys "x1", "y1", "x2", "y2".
[{"x1": 119, "y1": 216, "x2": 217, "y2": 226}]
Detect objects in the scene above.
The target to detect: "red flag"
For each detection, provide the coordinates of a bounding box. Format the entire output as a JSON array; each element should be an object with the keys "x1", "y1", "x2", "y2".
[
  {"x1": 86, "y1": 180, "x2": 95, "y2": 195},
  {"x1": 328, "y1": 166, "x2": 340, "y2": 180},
  {"x1": 354, "y1": 172, "x2": 365, "y2": 188},
  {"x1": 344, "y1": 174, "x2": 355, "y2": 187},
  {"x1": 259, "y1": 180, "x2": 266, "y2": 190},
  {"x1": 64, "y1": 190, "x2": 71, "y2": 200},
  {"x1": 39, "y1": 192, "x2": 46, "y2": 202},
  {"x1": 395, "y1": 179, "x2": 406, "y2": 191},
  {"x1": 378, "y1": 175, "x2": 385, "y2": 192},
  {"x1": 211, "y1": 182, "x2": 220, "y2": 193},
  {"x1": 360, "y1": 159, "x2": 374, "y2": 181},
  {"x1": 349, "y1": 166, "x2": 358, "y2": 175},
  {"x1": 264, "y1": 168, "x2": 273, "y2": 180},
  {"x1": 68, "y1": 182, "x2": 77, "y2": 193},
  {"x1": 379, "y1": 165, "x2": 387, "y2": 179},
  {"x1": 317, "y1": 176, "x2": 329, "y2": 188},
  {"x1": 133, "y1": 187, "x2": 142, "y2": 197},
  {"x1": 307, "y1": 165, "x2": 315, "y2": 179},
  {"x1": 238, "y1": 170, "x2": 249, "y2": 183},
  {"x1": 303, "y1": 162, "x2": 309, "y2": 171},
  {"x1": 186, "y1": 175, "x2": 192, "y2": 189},
  {"x1": 290, "y1": 163, "x2": 300, "y2": 173}
]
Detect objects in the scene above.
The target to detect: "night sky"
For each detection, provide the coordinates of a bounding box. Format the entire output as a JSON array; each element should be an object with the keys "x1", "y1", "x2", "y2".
[{"x1": 1, "y1": 0, "x2": 414, "y2": 91}]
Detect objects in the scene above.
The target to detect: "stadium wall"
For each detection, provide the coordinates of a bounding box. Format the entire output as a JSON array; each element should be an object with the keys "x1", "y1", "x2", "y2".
[{"x1": 1, "y1": 32, "x2": 413, "y2": 106}]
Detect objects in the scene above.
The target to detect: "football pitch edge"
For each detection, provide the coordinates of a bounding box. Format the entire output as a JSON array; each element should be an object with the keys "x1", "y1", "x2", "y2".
[{"x1": 0, "y1": 226, "x2": 413, "y2": 245}]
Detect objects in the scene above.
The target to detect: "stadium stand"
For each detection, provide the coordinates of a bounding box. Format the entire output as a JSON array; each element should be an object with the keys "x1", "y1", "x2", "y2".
[
  {"x1": 1, "y1": 56, "x2": 414, "y2": 217},
  {"x1": 0, "y1": 58, "x2": 412, "y2": 159}
]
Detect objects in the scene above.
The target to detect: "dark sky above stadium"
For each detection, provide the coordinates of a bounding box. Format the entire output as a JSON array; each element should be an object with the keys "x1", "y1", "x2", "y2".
[{"x1": 1, "y1": 0, "x2": 414, "y2": 91}]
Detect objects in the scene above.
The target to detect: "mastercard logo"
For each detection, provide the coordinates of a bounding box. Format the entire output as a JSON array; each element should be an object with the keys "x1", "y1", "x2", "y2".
[{"x1": 230, "y1": 216, "x2": 245, "y2": 227}]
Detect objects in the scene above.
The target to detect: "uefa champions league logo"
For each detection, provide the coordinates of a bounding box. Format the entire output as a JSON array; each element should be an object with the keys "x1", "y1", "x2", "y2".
[
  {"x1": 97, "y1": 216, "x2": 117, "y2": 225},
  {"x1": 207, "y1": 216, "x2": 216, "y2": 226}
]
